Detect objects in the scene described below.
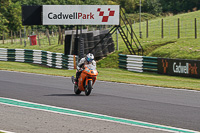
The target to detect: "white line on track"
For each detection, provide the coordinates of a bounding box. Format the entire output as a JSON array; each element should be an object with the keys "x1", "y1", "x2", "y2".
[
  {"x1": 0, "y1": 130, "x2": 15, "y2": 133},
  {"x1": 0, "y1": 97, "x2": 199, "y2": 133}
]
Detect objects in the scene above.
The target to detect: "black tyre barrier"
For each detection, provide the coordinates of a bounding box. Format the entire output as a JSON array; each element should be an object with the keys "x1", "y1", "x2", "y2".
[
  {"x1": 87, "y1": 32, "x2": 95, "y2": 55},
  {"x1": 107, "y1": 33, "x2": 115, "y2": 53},
  {"x1": 64, "y1": 29, "x2": 115, "y2": 60},
  {"x1": 74, "y1": 37, "x2": 79, "y2": 55},
  {"x1": 93, "y1": 30, "x2": 103, "y2": 58},
  {"x1": 82, "y1": 33, "x2": 89, "y2": 54},
  {"x1": 65, "y1": 35, "x2": 71, "y2": 55},
  {"x1": 79, "y1": 37, "x2": 84, "y2": 59},
  {"x1": 100, "y1": 30, "x2": 109, "y2": 56}
]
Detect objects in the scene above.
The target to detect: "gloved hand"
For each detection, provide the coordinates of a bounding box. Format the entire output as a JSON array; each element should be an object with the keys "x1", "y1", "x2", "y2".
[
  {"x1": 77, "y1": 66, "x2": 80, "y2": 70},
  {"x1": 77, "y1": 66, "x2": 83, "y2": 72}
]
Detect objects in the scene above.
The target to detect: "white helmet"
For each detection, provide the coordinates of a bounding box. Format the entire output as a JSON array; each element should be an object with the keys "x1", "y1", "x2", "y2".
[{"x1": 86, "y1": 53, "x2": 94, "y2": 63}]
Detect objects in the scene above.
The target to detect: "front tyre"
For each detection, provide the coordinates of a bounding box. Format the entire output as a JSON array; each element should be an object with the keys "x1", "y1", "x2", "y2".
[
  {"x1": 74, "y1": 84, "x2": 81, "y2": 95},
  {"x1": 85, "y1": 80, "x2": 92, "y2": 96}
]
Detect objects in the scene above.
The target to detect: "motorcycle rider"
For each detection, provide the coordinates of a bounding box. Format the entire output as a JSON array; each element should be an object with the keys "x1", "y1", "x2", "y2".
[{"x1": 75, "y1": 53, "x2": 96, "y2": 85}]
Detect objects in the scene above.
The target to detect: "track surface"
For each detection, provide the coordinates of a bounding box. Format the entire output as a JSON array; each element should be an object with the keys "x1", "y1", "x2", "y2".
[{"x1": 0, "y1": 71, "x2": 199, "y2": 131}]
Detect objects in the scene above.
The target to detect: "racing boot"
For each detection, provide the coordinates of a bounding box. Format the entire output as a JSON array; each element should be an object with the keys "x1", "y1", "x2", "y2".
[{"x1": 75, "y1": 77, "x2": 78, "y2": 85}]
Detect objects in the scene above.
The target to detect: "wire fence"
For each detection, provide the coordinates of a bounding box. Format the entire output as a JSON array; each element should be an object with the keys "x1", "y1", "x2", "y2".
[
  {"x1": 0, "y1": 29, "x2": 61, "y2": 46},
  {"x1": 131, "y1": 18, "x2": 200, "y2": 39},
  {"x1": 0, "y1": 25, "x2": 112, "y2": 47}
]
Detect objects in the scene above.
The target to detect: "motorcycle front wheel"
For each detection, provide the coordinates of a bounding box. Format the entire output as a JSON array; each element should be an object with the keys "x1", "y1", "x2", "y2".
[{"x1": 85, "y1": 80, "x2": 92, "y2": 96}]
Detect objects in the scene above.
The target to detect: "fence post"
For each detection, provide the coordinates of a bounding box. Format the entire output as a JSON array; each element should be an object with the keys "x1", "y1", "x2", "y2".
[
  {"x1": 146, "y1": 19, "x2": 148, "y2": 38},
  {"x1": 195, "y1": 18, "x2": 197, "y2": 39},
  {"x1": 116, "y1": 30, "x2": 119, "y2": 51},
  {"x1": 24, "y1": 27, "x2": 26, "y2": 47},
  {"x1": 3, "y1": 31, "x2": 4, "y2": 44},
  {"x1": 46, "y1": 29, "x2": 51, "y2": 45},
  {"x1": 28, "y1": 29, "x2": 31, "y2": 46},
  {"x1": 13, "y1": 32, "x2": 17, "y2": 43},
  {"x1": 161, "y1": 19, "x2": 164, "y2": 38},
  {"x1": 178, "y1": 18, "x2": 180, "y2": 38},
  {"x1": 20, "y1": 30, "x2": 22, "y2": 45},
  {"x1": 58, "y1": 26, "x2": 61, "y2": 45},
  {"x1": 61, "y1": 29, "x2": 65, "y2": 45},
  {"x1": 11, "y1": 30, "x2": 13, "y2": 44},
  {"x1": 36, "y1": 30, "x2": 41, "y2": 46}
]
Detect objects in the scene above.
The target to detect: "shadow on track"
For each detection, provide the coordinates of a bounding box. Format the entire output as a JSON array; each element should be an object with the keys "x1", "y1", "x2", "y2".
[{"x1": 44, "y1": 94, "x2": 85, "y2": 97}]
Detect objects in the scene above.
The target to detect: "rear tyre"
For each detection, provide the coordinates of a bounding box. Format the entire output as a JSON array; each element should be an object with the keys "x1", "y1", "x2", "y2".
[
  {"x1": 85, "y1": 80, "x2": 92, "y2": 96},
  {"x1": 74, "y1": 84, "x2": 81, "y2": 95}
]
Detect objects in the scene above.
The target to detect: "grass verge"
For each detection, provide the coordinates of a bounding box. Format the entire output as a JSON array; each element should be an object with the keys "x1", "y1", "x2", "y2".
[{"x1": 0, "y1": 61, "x2": 199, "y2": 91}]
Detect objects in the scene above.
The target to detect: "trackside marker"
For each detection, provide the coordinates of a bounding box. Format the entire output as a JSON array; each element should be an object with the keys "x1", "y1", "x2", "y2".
[{"x1": 0, "y1": 97, "x2": 199, "y2": 133}]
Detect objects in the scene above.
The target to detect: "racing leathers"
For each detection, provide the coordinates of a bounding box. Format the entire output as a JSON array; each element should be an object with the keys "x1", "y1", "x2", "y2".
[{"x1": 75, "y1": 57, "x2": 96, "y2": 84}]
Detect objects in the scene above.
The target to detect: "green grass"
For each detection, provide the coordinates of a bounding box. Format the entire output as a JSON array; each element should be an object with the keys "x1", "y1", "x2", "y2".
[{"x1": 0, "y1": 61, "x2": 200, "y2": 90}]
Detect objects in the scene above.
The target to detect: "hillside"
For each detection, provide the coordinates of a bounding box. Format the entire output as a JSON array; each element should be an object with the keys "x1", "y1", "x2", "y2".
[{"x1": 98, "y1": 10, "x2": 200, "y2": 68}]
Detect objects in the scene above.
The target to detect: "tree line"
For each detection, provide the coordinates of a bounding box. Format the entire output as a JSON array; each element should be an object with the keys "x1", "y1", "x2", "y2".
[{"x1": 1, "y1": 0, "x2": 200, "y2": 34}]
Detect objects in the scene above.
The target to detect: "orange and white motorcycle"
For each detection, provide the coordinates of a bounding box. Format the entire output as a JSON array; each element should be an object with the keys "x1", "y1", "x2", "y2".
[{"x1": 71, "y1": 64, "x2": 98, "y2": 96}]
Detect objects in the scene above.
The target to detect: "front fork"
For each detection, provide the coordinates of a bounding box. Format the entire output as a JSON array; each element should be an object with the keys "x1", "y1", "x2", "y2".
[
  {"x1": 85, "y1": 77, "x2": 92, "y2": 86},
  {"x1": 85, "y1": 76, "x2": 96, "y2": 89}
]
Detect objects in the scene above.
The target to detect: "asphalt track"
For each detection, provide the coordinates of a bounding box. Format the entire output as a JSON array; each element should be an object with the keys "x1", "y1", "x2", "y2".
[{"x1": 0, "y1": 70, "x2": 199, "y2": 132}]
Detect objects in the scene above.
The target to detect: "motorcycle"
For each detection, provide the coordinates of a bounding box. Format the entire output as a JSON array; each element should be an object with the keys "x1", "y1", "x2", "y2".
[{"x1": 71, "y1": 64, "x2": 98, "y2": 96}]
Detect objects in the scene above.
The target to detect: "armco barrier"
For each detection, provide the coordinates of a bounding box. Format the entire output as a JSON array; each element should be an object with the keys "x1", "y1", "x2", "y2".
[
  {"x1": 143, "y1": 56, "x2": 158, "y2": 72},
  {"x1": 0, "y1": 48, "x2": 77, "y2": 70},
  {"x1": 118, "y1": 54, "x2": 158, "y2": 72}
]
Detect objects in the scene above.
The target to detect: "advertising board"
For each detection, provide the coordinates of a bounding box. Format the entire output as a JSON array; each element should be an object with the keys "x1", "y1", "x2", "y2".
[
  {"x1": 158, "y1": 58, "x2": 200, "y2": 78},
  {"x1": 43, "y1": 5, "x2": 120, "y2": 25}
]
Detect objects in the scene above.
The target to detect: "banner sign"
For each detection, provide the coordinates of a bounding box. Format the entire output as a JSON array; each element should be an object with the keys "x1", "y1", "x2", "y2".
[
  {"x1": 158, "y1": 58, "x2": 200, "y2": 78},
  {"x1": 43, "y1": 5, "x2": 120, "y2": 25}
]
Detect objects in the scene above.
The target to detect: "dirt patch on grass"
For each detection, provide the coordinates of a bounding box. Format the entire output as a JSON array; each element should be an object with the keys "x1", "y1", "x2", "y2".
[{"x1": 143, "y1": 41, "x2": 176, "y2": 56}]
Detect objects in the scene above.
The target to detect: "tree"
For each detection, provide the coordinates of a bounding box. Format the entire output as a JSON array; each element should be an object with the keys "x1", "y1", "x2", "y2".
[
  {"x1": 105, "y1": 0, "x2": 119, "y2": 5},
  {"x1": 6, "y1": 1, "x2": 22, "y2": 31},
  {"x1": 0, "y1": 13, "x2": 8, "y2": 35},
  {"x1": 143, "y1": 0, "x2": 162, "y2": 16},
  {"x1": 0, "y1": 0, "x2": 11, "y2": 31},
  {"x1": 159, "y1": 0, "x2": 200, "y2": 14},
  {"x1": 67, "y1": 0, "x2": 84, "y2": 5},
  {"x1": 84, "y1": 0, "x2": 105, "y2": 5},
  {"x1": 111, "y1": 0, "x2": 145, "y2": 14}
]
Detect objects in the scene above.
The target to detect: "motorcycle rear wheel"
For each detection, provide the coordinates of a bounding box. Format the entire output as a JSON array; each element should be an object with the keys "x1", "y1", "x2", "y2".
[
  {"x1": 85, "y1": 80, "x2": 92, "y2": 96},
  {"x1": 74, "y1": 84, "x2": 81, "y2": 95}
]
